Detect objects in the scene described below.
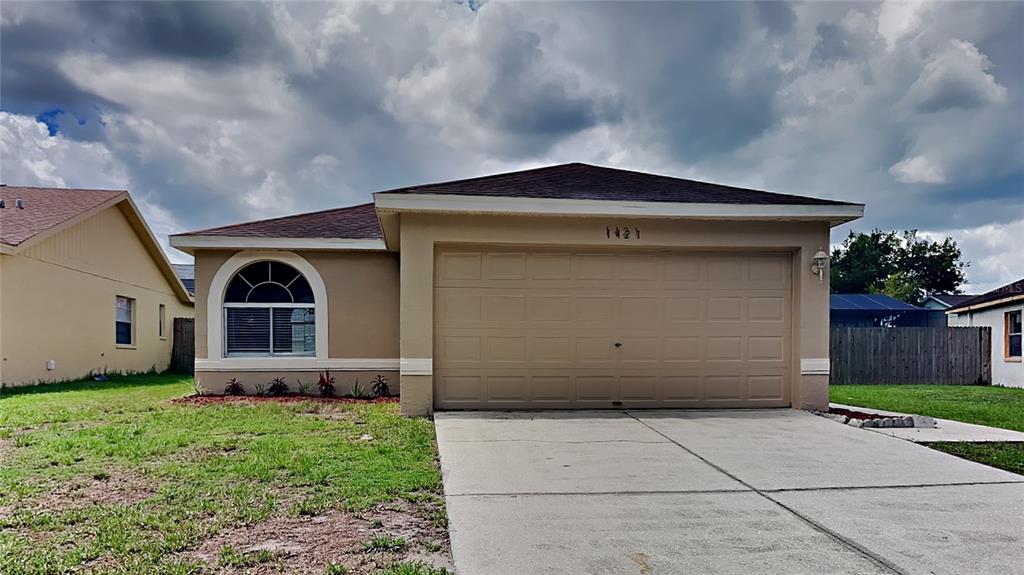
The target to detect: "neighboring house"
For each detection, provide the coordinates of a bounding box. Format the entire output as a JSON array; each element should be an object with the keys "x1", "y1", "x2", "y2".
[
  {"x1": 170, "y1": 163, "x2": 864, "y2": 415},
  {"x1": 830, "y1": 294, "x2": 933, "y2": 327},
  {"x1": 0, "y1": 186, "x2": 194, "y2": 386},
  {"x1": 921, "y1": 294, "x2": 979, "y2": 326},
  {"x1": 948, "y1": 278, "x2": 1024, "y2": 388},
  {"x1": 172, "y1": 264, "x2": 195, "y2": 295}
]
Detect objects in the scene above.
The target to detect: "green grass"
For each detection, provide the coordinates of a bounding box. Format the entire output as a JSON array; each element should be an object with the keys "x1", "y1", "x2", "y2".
[
  {"x1": 829, "y1": 385, "x2": 1024, "y2": 432},
  {"x1": 0, "y1": 373, "x2": 442, "y2": 575},
  {"x1": 830, "y1": 384, "x2": 1024, "y2": 476},
  {"x1": 928, "y1": 442, "x2": 1024, "y2": 476}
]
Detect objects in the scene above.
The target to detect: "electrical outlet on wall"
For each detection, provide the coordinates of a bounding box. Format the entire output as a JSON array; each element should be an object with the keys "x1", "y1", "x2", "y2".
[{"x1": 46, "y1": 360, "x2": 56, "y2": 371}]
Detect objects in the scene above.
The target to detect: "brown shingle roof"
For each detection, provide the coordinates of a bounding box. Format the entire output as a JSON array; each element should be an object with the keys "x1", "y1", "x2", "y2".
[
  {"x1": 948, "y1": 278, "x2": 1024, "y2": 312},
  {"x1": 378, "y1": 162, "x2": 857, "y2": 206},
  {"x1": 178, "y1": 202, "x2": 382, "y2": 239},
  {"x1": 0, "y1": 185, "x2": 125, "y2": 246}
]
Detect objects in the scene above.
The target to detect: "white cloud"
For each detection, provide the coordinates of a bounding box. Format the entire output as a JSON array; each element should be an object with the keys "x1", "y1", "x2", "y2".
[
  {"x1": 889, "y1": 154, "x2": 947, "y2": 184},
  {"x1": 0, "y1": 112, "x2": 127, "y2": 189},
  {"x1": 921, "y1": 219, "x2": 1024, "y2": 293},
  {"x1": 907, "y1": 39, "x2": 1007, "y2": 112}
]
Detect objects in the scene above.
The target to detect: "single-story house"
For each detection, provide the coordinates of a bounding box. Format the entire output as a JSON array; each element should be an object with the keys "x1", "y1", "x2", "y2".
[
  {"x1": 947, "y1": 278, "x2": 1024, "y2": 388},
  {"x1": 170, "y1": 163, "x2": 864, "y2": 415},
  {"x1": 0, "y1": 186, "x2": 194, "y2": 386},
  {"x1": 830, "y1": 294, "x2": 933, "y2": 327},
  {"x1": 920, "y1": 294, "x2": 979, "y2": 326}
]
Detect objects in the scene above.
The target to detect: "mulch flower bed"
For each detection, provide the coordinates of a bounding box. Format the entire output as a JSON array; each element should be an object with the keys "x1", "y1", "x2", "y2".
[{"x1": 172, "y1": 395, "x2": 399, "y2": 406}]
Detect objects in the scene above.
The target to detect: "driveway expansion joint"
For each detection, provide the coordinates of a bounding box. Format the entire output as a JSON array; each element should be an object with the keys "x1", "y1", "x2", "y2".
[
  {"x1": 624, "y1": 411, "x2": 909, "y2": 575},
  {"x1": 445, "y1": 488, "x2": 753, "y2": 498},
  {"x1": 764, "y1": 479, "x2": 1024, "y2": 494}
]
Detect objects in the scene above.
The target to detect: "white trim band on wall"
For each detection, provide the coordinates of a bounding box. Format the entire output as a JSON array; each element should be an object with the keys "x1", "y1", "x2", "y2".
[
  {"x1": 800, "y1": 358, "x2": 831, "y2": 375},
  {"x1": 196, "y1": 358, "x2": 400, "y2": 372},
  {"x1": 400, "y1": 358, "x2": 433, "y2": 375}
]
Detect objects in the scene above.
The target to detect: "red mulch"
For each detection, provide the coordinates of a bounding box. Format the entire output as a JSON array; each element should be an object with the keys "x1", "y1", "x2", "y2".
[
  {"x1": 829, "y1": 407, "x2": 883, "y2": 421},
  {"x1": 172, "y1": 395, "x2": 399, "y2": 406}
]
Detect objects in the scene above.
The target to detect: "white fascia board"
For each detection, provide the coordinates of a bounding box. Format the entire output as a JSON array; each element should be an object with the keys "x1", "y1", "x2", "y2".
[
  {"x1": 169, "y1": 235, "x2": 388, "y2": 251},
  {"x1": 374, "y1": 193, "x2": 865, "y2": 223}
]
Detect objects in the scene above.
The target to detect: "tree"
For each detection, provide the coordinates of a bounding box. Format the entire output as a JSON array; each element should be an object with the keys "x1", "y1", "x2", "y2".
[
  {"x1": 870, "y1": 271, "x2": 923, "y2": 304},
  {"x1": 830, "y1": 229, "x2": 967, "y2": 304}
]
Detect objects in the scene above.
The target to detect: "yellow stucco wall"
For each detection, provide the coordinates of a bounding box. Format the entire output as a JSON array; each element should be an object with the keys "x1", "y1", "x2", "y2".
[
  {"x1": 0, "y1": 205, "x2": 193, "y2": 386},
  {"x1": 397, "y1": 213, "x2": 832, "y2": 415}
]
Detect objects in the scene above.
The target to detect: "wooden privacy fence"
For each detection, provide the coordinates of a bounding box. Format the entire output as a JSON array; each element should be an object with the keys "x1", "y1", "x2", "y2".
[
  {"x1": 170, "y1": 317, "x2": 195, "y2": 374},
  {"x1": 830, "y1": 327, "x2": 991, "y2": 385}
]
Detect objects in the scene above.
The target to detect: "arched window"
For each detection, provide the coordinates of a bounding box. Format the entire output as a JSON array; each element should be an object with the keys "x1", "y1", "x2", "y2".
[{"x1": 223, "y1": 261, "x2": 315, "y2": 356}]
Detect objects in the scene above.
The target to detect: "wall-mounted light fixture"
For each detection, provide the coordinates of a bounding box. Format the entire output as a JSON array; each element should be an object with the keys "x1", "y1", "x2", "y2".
[{"x1": 811, "y1": 248, "x2": 829, "y2": 284}]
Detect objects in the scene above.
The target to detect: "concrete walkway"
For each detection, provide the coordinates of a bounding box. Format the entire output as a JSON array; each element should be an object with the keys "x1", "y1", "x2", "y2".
[
  {"x1": 435, "y1": 410, "x2": 1024, "y2": 575},
  {"x1": 831, "y1": 402, "x2": 1024, "y2": 443}
]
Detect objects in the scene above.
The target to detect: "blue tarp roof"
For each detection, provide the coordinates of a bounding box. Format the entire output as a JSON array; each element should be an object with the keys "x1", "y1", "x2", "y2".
[{"x1": 830, "y1": 294, "x2": 924, "y2": 312}]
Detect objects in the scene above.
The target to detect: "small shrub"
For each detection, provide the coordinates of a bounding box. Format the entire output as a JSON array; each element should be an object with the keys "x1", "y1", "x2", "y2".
[
  {"x1": 351, "y1": 378, "x2": 369, "y2": 399},
  {"x1": 253, "y1": 383, "x2": 266, "y2": 397},
  {"x1": 268, "y1": 377, "x2": 289, "y2": 396},
  {"x1": 318, "y1": 370, "x2": 336, "y2": 397},
  {"x1": 371, "y1": 373, "x2": 391, "y2": 398},
  {"x1": 224, "y1": 378, "x2": 244, "y2": 395},
  {"x1": 192, "y1": 380, "x2": 206, "y2": 397},
  {"x1": 326, "y1": 563, "x2": 349, "y2": 575},
  {"x1": 297, "y1": 378, "x2": 312, "y2": 395},
  {"x1": 362, "y1": 535, "x2": 407, "y2": 553}
]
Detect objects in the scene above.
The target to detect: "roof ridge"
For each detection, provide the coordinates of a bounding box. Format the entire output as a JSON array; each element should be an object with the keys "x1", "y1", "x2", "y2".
[
  {"x1": 180, "y1": 201, "x2": 375, "y2": 236},
  {"x1": 373, "y1": 163, "x2": 586, "y2": 196}
]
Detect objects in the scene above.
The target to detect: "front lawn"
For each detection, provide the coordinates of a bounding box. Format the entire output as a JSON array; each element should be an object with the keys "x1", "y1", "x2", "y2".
[
  {"x1": 0, "y1": 374, "x2": 450, "y2": 575},
  {"x1": 829, "y1": 384, "x2": 1024, "y2": 432},
  {"x1": 830, "y1": 384, "x2": 1024, "y2": 476}
]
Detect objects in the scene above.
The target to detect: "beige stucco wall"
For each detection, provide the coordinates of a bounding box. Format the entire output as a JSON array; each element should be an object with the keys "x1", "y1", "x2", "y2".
[
  {"x1": 192, "y1": 249, "x2": 401, "y2": 391},
  {"x1": 0, "y1": 205, "x2": 193, "y2": 386},
  {"x1": 949, "y1": 304, "x2": 1024, "y2": 388},
  {"x1": 398, "y1": 213, "x2": 832, "y2": 415}
]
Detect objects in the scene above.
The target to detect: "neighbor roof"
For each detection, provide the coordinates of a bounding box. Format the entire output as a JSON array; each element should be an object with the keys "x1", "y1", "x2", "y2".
[
  {"x1": 0, "y1": 185, "x2": 125, "y2": 247},
  {"x1": 172, "y1": 264, "x2": 195, "y2": 295},
  {"x1": 175, "y1": 203, "x2": 382, "y2": 239},
  {"x1": 923, "y1": 294, "x2": 978, "y2": 309},
  {"x1": 947, "y1": 278, "x2": 1024, "y2": 313},
  {"x1": 830, "y1": 294, "x2": 923, "y2": 312},
  {"x1": 377, "y1": 162, "x2": 857, "y2": 206}
]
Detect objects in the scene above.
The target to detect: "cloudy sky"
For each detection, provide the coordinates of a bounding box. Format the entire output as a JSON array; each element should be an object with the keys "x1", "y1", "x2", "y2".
[{"x1": 1, "y1": 1, "x2": 1021, "y2": 292}]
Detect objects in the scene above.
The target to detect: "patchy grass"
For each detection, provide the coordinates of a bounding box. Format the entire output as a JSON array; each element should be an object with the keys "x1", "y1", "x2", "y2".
[
  {"x1": 829, "y1": 385, "x2": 1024, "y2": 432},
  {"x1": 830, "y1": 384, "x2": 1024, "y2": 476},
  {"x1": 0, "y1": 373, "x2": 449, "y2": 574}
]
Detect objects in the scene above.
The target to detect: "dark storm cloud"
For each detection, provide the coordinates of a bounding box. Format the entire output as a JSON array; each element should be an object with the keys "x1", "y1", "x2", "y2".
[{"x1": 71, "y1": 1, "x2": 279, "y2": 63}]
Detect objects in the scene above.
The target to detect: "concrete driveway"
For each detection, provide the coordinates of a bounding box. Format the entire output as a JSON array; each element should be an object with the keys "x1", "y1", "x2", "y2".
[{"x1": 435, "y1": 410, "x2": 1024, "y2": 575}]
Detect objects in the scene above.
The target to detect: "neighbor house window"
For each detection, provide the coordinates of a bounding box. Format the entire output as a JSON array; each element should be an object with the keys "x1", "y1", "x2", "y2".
[
  {"x1": 159, "y1": 304, "x2": 166, "y2": 339},
  {"x1": 1007, "y1": 310, "x2": 1022, "y2": 360},
  {"x1": 223, "y1": 261, "x2": 315, "y2": 356},
  {"x1": 116, "y1": 296, "x2": 134, "y2": 346}
]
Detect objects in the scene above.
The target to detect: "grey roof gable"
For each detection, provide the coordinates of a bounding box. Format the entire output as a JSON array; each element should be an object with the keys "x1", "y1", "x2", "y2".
[{"x1": 377, "y1": 163, "x2": 858, "y2": 206}]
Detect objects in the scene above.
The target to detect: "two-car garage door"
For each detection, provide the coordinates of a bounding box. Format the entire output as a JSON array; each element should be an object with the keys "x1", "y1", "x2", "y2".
[{"x1": 434, "y1": 246, "x2": 792, "y2": 409}]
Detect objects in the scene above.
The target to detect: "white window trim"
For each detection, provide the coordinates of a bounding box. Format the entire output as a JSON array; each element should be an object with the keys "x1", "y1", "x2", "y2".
[
  {"x1": 159, "y1": 304, "x2": 167, "y2": 340},
  {"x1": 208, "y1": 251, "x2": 329, "y2": 362},
  {"x1": 115, "y1": 295, "x2": 136, "y2": 348}
]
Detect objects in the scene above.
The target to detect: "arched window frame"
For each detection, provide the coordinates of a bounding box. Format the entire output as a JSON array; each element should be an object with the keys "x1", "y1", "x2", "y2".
[{"x1": 207, "y1": 251, "x2": 329, "y2": 361}]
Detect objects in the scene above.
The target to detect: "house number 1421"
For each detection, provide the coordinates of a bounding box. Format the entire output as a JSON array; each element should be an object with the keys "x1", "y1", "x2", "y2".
[{"x1": 606, "y1": 226, "x2": 641, "y2": 240}]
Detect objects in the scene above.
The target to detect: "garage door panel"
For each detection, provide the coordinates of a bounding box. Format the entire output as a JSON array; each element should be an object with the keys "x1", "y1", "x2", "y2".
[{"x1": 435, "y1": 247, "x2": 792, "y2": 409}]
